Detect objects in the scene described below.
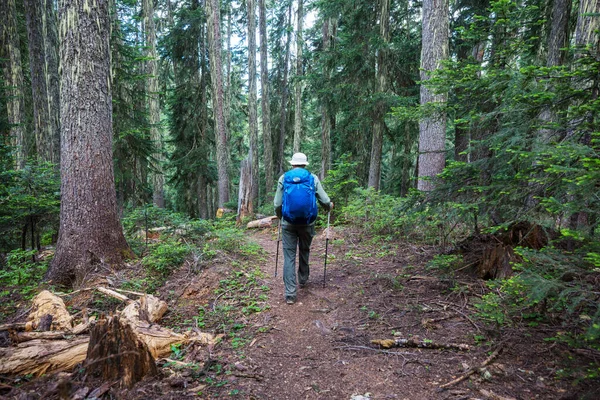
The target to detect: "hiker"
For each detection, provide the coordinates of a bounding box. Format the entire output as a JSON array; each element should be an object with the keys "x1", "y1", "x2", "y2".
[{"x1": 274, "y1": 152, "x2": 333, "y2": 305}]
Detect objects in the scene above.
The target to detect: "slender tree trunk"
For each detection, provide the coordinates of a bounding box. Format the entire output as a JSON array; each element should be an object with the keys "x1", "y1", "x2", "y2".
[
  {"x1": 225, "y1": 5, "x2": 232, "y2": 137},
  {"x1": 248, "y1": 0, "x2": 259, "y2": 209},
  {"x1": 237, "y1": 157, "x2": 252, "y2": 222},
  {"x1": 293, "y1": 0, "x2": 303, "y2": 153},
  {"x1": 25, "y1": 0, "x2": 61, "y2": 165},
  {"x1": 259, "y1": 0, "x2": 274, "y2": 197},
  {"x1": 198, "y1": 13, "x2": 209, "y2": 220},
  {"x1": 277, "y1": 2, "x2": 293, "y2": 174},
  {"x1": 0, "y1": 0, "x2": 28, "y2": 169},
  {"x1": 368, "y1": 0, "x2": 390, "y2": 190},
  {"x1": 207, "y1": 0, "x2": 230, "y2": 208},
  {"x1": 417, "y1": 0, "x2": 449, "y2": 191},
  {"x1": 537, "y1": 0, "x2": 571, "y2": 143},
  {"x1": 48, "y1": 0, "x2": 132, "y2": 286},
  {"x1": 320, "y1": 18, "x2": 333, "y2": 180},
  {"x1": 575, "y1": 0, "x2": 600, "y2": 50},
  {"x1": 143, "y1": 0, "x2": 164, "y2": 208}
]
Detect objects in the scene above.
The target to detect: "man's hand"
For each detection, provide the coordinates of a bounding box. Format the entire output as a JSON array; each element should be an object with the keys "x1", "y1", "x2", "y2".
[{"x1": 330, "y1": 202, "x2": 334, "y2": 210}]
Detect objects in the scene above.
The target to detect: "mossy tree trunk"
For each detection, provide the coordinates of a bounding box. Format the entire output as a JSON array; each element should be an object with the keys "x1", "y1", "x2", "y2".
[{"x1": 0, "y1": 0, "x2": 28, "y2": 169}]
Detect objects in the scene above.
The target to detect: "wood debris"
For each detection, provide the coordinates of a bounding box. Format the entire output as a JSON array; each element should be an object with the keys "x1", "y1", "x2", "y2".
[
  {"x1": 371, "y1": 336, "x2": 471, "y2": 351},
  {"x1": 0, "y1": 289, "x2": 220, "y2": 377}
]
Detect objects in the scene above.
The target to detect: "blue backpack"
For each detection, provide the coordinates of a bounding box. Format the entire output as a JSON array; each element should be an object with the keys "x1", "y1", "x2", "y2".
[{"x1": 282, "y1": 169, "x2": 318, "y2": 224}]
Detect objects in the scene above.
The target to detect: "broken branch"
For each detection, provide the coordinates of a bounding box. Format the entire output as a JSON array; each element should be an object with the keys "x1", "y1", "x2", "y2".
[
  {"x1": 371, "y1": 337, "x2": 471, "y2": 351},
  {"x1": 439, "y1": 347, "x2": 502, "y2": 389}
]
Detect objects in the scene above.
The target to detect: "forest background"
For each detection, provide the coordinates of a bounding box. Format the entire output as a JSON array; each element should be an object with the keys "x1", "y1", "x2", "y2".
[{"x1": 0, "y1": 0, "x2": 599, "y2": 388}]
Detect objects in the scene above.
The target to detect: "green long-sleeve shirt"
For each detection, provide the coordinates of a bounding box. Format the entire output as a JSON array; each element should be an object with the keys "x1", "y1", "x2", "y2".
[{"x1": 274, "y1": 167, "x2": 331, "y2": 225}]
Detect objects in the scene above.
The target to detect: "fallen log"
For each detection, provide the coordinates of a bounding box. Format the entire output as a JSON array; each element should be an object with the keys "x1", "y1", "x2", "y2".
[
  {"x1": 11, "y1": 319, "x2": 94, "y2": 343},
  {"x1": 246, "y1": 215, "x2": 278, "y2": 229},
  {"x1": 27, "y1": 290, "x2": 73, "y2": 331},
  {"x1": 0, "y1": 322, "x2": 27, "y2": 332},
  {"x1": 120, "y1": 294, "x2": 217, "y2": 358},
  {"x1": 0, "y1": 337, "x2": 90, "y2": 375},
  {"x1": 0, "y1": 291, "x2": 220, "y2": 376},
  {"x1": 371, "y1": 337, "x2": 471, "y2": 351},
  {"x1": 95, "y1": 287, "x2": 132, "y2": 303}
]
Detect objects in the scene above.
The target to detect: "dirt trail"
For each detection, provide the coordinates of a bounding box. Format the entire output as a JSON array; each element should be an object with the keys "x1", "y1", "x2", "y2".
[
  {"x1": 235, "y1": 228, "x2": 479, "y2": 399},
  {"x1": 230, "y1": 227, "x2": 581, "y2": 400}
]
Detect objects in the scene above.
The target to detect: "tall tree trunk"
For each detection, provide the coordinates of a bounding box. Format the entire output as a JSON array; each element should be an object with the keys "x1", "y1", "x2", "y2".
[
  {"x1": 248, "y1": 0, "x2": 259, "y2": 210},
  {"x1": 25, "y1": 0, "x2": 61, "y2": 165},
  {"x1": 48, "y1": 0, "x2": 132, "y2": 286},
  {"x1": 537, "y1": 0, "x2": 571, "y2": 144},
  {"x1": 198, "y1": 12, "x2": 209, "y2": 220},
  {"x1": 293, "y1": 0, "x2": 303, "y2": 153},
  {"x1": 207, "y1": 0, "x2": 230, "y2": 208},
  {"x1": 367, "y1": 0, "x2": 390, "y2": 190},
  {"x1": 417, "y1": 0, "x2": 449, "y2": 191},
  {"x1": 575, "y1": 0, "x2": 600, "y2": 50},
  {"x1": 320, "y1": 17, "x2": 333, "y2": 181},
  {"x1": 143, "y1": 0, "x2": 164, "y2": 208},
  {"x1": 0, "y1": 0, "x2": 28, "y2": 169},
  {"x1": 277, "y1": 2, "x2": 293, "y2": 174},
  {"x1": 259, "y1": 0, "x2": 273, "y2": 197}
]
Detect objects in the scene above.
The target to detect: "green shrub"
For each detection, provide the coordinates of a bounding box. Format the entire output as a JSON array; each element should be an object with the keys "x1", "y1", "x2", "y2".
[
  {"x1": 142, "y1": 239, "x2": 191, "y2": 276},
  {"x1": 474, "y1": 243, "x2": 600, "y2": 350},
  {"x1": 0, "y1": 249, "x2": 48, "y2": 297}
]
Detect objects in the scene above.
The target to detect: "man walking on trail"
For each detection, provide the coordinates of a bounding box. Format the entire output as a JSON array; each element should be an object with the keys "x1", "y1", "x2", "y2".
[{"x1": 274, "y1": 152, "x2": 333, "y2": 305}]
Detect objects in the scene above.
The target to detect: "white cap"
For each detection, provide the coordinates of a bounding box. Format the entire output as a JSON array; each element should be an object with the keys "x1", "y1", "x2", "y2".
[{"x1": 289, "y1": 152, "x2": 309, "y2": 166}]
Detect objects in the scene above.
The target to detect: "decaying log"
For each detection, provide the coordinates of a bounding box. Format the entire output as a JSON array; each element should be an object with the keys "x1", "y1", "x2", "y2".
[
  {"x1": 11, "y1": 319, "x2": 95, "y2": 343},
  {"x1": 246, "y1": 215, "x2": 278, "y2": 229},
  {"x1": 95, "y1": 287, "x2": 132, "y2": 303},
  {"x1": 0, "y1": 337, "x2": 89, "y2": 375},
  {"x1": 0, "y1": 291, "x2": 220, "y2": 377},
  {"x1": 371, "y1": 337, "x2": 471, "y2": 351},
  {"x1": 27, "y1": 290, "x2": 73, "y2": 331},
  {"x1": 439, "y1": 347, "x2": 502, "y2": 389},
  {"x1": 0, "y1": 322, "x2": 27, "y2": 332},
  {"x1": 85, "y1": 315, "x2": 158, "y2": 388},
  {"x1": 120, "y1": 294, "x2": 218, "y2": 358}
]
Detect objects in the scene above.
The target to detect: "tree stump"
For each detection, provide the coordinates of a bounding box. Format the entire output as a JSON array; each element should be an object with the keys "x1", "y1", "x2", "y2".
[{"x1": 85, "y1": 315, "x2": 157, "y2": 388}]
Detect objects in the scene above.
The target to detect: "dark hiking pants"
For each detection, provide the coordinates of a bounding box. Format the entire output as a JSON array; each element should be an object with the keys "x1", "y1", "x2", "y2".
[{"x1": 282, "y1": 224, "x2": 315, "y2": 299}]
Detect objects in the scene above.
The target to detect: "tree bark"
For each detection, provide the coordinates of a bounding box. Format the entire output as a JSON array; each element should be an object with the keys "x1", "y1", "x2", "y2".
[
  {"x1": 537, "y1": 0, "x2": 571, "y2": 144},
  {"x1": 417, "y1": 0, "x2": 449, "y2": 191},
  {"x1": 0, "y1": 0, "x2": 28, "y2": 169},
  {"x1": 25, "y1": 0, "x2": 61, "y2": 165},
  {"x1": 293, "y1": 0, "x2": 304, "y2": 153},
  {"x1": 248, "y1": 0, "x2": 259, "y2": 209},
  {"x1": 237, "y1": 157, "x2": 253, "y2": 223},
  {"x1": 368, "y1": 0, "x2": 390, "y2": 190},
  {"x1": 320, "y1": 18, "x2": 333, "y2": 180},
  {"x1": 277, "y1": 2, "x2": 293, "y2": 175},
  {"x1": 85, "y1": 315, "x2": 158, "y2": 388},
  {"x1": 259, "y1": 0, "x2": 274, "y2": 198},
  {"x1": 575, "y1": 0, "x2": 600, "y2": 50},
  {"x1": 48, "y1": 0, "x2": 132, "y2": 286},
  {"x1": 143, "y1": 0, "x2": 164, "y2": 208},
  {"x1": 207, "y1": 0, "x2": 231, "y2": 208},
  {"x1": 198, "y1": 14, "x2": 209, "y2": 220}
]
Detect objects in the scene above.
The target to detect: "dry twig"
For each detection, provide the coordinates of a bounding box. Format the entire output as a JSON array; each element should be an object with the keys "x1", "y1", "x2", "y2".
[{"x1": 439, "y1": 347, "x2": 502, "y2": 390}]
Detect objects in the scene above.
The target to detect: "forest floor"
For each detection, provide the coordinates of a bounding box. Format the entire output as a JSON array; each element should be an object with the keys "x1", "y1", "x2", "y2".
[{"x1": 1, "y1": 225, "x2": 598, "y2": 399}]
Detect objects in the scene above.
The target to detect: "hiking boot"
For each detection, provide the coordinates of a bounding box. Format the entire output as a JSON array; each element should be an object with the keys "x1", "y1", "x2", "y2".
[{"x1": 285, "y1": 296, "x2": 296, "y2": 305}]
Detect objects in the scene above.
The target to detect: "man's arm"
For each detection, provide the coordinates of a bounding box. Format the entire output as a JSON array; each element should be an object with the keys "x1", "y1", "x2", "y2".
[
  {"x1": 313, "y1": 175, "x2": 332, "y2": 211},
  {"x1": 273, "y1": 175, "x2": 284, "y2": 218}
]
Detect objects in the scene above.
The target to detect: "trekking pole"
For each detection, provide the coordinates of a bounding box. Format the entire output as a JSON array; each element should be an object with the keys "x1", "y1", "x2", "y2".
[
  {"x1": 323, "y1": 211, "x2": 331, "y2": 288},
  {"x1": 274, "y1": 219, "x2": 282, "y2": 277}
]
